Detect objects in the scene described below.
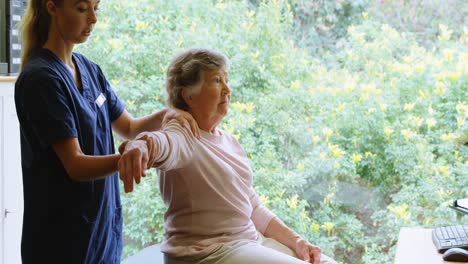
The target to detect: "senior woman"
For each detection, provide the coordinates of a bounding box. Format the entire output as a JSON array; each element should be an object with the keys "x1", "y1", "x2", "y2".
[{"x1": 119, "y1": 48, "x2": 338, "y2": 264}]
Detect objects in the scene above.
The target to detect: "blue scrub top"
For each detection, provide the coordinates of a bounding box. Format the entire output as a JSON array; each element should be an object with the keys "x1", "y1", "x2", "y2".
[{"x1": 15, "y1": 48, "x2": 125, "y2": 264}]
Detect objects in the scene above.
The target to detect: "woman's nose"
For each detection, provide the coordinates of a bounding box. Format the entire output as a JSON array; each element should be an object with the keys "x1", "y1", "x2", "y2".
[
  {"x1": 223, "y1": 84, "x2": 230, "y2": 95},
  {"x1": 89, "y1": 10, "x2": 98, "y2": 24}
]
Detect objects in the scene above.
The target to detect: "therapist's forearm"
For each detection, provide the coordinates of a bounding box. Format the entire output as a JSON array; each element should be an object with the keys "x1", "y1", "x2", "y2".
[
  {"x1": 127, "y1": 109, "x2": 167, "y2": 138},
  {"x1": 66, "y1": 153, "x2": 121, "y2": 182}
]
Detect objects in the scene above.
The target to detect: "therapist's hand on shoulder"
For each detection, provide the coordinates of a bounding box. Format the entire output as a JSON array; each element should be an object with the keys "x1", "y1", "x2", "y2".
[
  {"x1": 294, "y1": 238, "x2": 322, "y2": 264},
  {"x1": 118, "y1": 136, "x2": 156, "y2": 193},
  {"x1": 163, "y1": 108, "x2": 200, "y2": 138}
]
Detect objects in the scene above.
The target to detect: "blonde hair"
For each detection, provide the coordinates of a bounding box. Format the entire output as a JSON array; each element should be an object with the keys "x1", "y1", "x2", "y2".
[
  {"x1": 20, "y1": 0, "x2": 63, "y2": 70},
  {"x1": 166, "y1": 48, "x2": 228, "y2": 111}
]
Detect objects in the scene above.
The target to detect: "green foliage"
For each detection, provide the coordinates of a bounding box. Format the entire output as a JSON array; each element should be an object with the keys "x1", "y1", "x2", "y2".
[
  {"x1": 366, "y1": 0, "x2": 467, "y2": 49},
  {"x1": 286, "y1": 0, "x2": 370, "y2": 55},
  {"x1": 77, "y1": 0, "x2": 467, "y2": 263}
]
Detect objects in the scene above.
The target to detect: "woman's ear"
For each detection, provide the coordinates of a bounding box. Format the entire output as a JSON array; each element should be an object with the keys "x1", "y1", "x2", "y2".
[
  {"x1": 46, "y1": 1, "x2": 58, "y2": 16},
  {"x1": 181, "y1": 89, "x2": 192, "y2": 106}
]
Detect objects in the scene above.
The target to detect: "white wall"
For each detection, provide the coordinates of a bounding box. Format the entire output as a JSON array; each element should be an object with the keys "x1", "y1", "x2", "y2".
[{"x1": 0, "y1": 78, "x2": 23, "y2": 264}]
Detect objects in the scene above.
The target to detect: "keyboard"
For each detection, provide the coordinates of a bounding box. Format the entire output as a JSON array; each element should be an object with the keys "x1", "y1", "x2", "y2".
[{"x1": 432, "y1": 225, "x2": 468, "y2": 253}]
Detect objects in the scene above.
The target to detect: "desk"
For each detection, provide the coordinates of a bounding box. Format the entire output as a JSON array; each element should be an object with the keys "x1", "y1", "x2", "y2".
[{"x1": 395, "y1": 227, "x2": 467, "y2": 264}]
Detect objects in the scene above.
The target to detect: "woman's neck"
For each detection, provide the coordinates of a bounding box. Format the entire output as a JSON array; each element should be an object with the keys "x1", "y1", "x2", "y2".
[
  {"x1": 42, "y1": 33, "x2": 75, "y2": 66},
  {"x1": 43, "y1": 35, "x2": 80, "y2": 87},
  {"x1": 190, "y1": 111, "x2": 223, "y2": 134}
]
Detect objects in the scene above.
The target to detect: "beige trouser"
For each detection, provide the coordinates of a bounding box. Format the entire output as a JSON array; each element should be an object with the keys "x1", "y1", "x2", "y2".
[{"x1": 164, "y1": 234, "x2": 338, "y2": 264}]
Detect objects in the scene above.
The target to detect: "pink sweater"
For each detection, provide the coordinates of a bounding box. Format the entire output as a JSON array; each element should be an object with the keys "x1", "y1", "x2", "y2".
[{"x1": 149, "y1": 120, "x2": 276, "y2": 258}]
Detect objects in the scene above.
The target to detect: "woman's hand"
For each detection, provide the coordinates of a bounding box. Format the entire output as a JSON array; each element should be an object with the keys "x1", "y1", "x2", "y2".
[
  {"x1": 118, "y1": 139, "x2": 151, "y2": 193},
  {"x1": 263, "y1": 217, "x2": 322, "y2": 264},
  {"x1": 163, "y1": 108, "x2": 200, "y2": 138},
  {"x1": 294, "y1": 238, "x2": 322, "y2": 264},
  {"x1": 134, "y1": 132, "x2": 158, "y2": 169}
]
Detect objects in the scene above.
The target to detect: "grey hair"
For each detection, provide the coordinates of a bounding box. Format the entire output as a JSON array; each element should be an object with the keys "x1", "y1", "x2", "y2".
[{"x1": 166, "y1": 48, "x2": 229, "y2": 111}]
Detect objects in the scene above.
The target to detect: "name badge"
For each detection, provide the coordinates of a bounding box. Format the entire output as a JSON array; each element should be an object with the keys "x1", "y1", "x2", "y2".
[{"x1": 95, "y1": 93, "x2": 106, "y2": 108}]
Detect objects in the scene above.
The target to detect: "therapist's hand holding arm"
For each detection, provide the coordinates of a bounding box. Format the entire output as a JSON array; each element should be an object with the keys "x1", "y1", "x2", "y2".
[
  {"x1": 117, "y1": 138, "x2": 155, "y2": 193},
  {"x1": 51, "y1": 107, "x2": 190, "y2": 185}
]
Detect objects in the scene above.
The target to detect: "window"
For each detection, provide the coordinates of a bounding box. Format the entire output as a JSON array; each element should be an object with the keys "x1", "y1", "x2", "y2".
[{"x1": 76, "y1": 1, "x2": 468, "y2": 263}]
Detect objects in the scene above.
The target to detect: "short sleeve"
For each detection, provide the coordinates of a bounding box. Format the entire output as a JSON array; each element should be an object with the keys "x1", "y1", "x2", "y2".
[
  {"x1": 20, "y1": 74, "x2": 78, "y2": 147},
  {"x1": 96, "y1": 65, "x2": 124, "y2": 122}
]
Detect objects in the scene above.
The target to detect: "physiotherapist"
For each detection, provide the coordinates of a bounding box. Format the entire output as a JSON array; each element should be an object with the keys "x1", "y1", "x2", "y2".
[{"x1": 14, "y1": 0, "x2": 198, "y2": 263}]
